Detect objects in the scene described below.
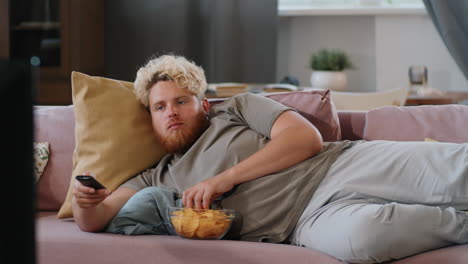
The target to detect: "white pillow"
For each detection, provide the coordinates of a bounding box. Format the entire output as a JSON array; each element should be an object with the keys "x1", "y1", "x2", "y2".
[{"x1": 34, "y1": 142, "x2": 50, "y2": 183}]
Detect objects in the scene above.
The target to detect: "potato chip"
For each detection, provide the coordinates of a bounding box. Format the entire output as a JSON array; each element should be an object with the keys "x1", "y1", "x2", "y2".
[
  {"x1": 169, "y1": 208, "x2": 234, "y2": 239},
  {"x1": 195, "y1": 218, "x2": 213, "y2": 238},
  {"x1": 171, "y1": 217, "x2": 182, "y2": 233}
]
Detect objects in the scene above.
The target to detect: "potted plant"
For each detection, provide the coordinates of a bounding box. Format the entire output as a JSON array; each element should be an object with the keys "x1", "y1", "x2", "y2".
[{"x1": 309, "y1": 49, "x2": 353, "y2": 91}]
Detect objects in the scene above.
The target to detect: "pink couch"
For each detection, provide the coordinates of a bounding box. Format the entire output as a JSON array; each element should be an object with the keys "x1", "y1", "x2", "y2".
[{"x1": 35, "y1": 105, "x2": 468, "y2": 264}]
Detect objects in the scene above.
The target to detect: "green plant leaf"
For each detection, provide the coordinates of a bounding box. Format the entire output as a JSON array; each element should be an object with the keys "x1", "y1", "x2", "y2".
[{"x1": 310, "y1": 49, "x2": 353, "y2": 71}]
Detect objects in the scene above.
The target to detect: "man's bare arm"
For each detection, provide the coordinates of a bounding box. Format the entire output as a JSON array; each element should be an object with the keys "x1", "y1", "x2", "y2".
[
  {"x1": 227, "y1": 110, "x2": 323, "y2": 183},
  {"x1": 72, "y1": 183, "x2": 137, "y2": 232},
  {"x1": 183, "y1": 110, "x2": 323, "y2": 208}
]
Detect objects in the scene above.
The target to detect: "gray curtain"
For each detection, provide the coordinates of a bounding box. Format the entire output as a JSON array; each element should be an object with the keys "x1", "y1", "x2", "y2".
[
  {"x1": 423, "y1": 0, "x2": 468, "y2": 81},
  {"x1": 105, "y1": 0, "x2": 278, "y2": 83}
]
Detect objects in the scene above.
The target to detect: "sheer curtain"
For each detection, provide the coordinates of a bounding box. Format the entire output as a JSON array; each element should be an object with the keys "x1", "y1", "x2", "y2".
[
  {"x1": 105, "y1": 0, "x2": 278, "y2": 83},
  {"x1": 423, "y1": 0, "x2": 468, "y2": 82}
]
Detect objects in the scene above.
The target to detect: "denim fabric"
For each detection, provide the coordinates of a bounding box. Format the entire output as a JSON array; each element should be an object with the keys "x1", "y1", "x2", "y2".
[{"x1": 105, "y1": 186, "x2": 182, "y2": 236}]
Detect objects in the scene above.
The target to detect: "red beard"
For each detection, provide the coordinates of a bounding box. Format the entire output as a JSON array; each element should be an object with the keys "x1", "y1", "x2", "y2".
[{"x1": 155, "y1": 111, "x2": 210, "y2": 154}]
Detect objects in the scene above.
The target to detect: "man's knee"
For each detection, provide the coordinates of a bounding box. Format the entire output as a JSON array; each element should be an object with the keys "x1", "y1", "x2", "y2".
[
  {"x1": 302, "y1": 203, "x2": 409, "y2": 263},
  {"x1": 105, "y1": 187, "x2": 177, "y2": 235},
  {"x1": 133, "y1": 186, "x2": 169, "y2": 200},
  {"x1": 313, "y1": 210, "x2": 393, "y2": 263},
  {"x1": 122, "y1": 186, "x2": 178, "y2": 209},
  {"x1": 337, "y1": 215, "x2": 395, "y2": 263},
  {"x1": 114, "y1": 187, "x2": 163, "y2": 215}
]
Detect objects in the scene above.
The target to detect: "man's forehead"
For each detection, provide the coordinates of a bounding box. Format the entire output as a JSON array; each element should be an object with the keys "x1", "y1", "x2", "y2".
[{"x1": 149, "y1": 87, "x2": 195, "y2": 105}]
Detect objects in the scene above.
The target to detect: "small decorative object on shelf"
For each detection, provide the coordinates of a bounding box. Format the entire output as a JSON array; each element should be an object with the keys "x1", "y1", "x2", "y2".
[
  {"x1": 280, "y1": 75, "x2": 300, "y2": 86},
  {"x1": 309, "y1": 48, "x2": 353, "y2": 91},
  {"x1": 208, "y1": 83, "x2": 249, "y2": 97},
  {"x1": 408, "y1": 65, "x2": 444, "y2": 96}
]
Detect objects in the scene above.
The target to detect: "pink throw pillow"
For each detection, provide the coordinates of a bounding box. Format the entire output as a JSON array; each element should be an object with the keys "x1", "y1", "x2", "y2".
[
  {"x1": 34, "y1": 106, "x2": 75, "y2": 211},
  {"x1": 363, "y1": 105, "x2": 468, "y2": 143},
  {"x1": 265, "y1": 90, "x2": 341, "y2": 142}
]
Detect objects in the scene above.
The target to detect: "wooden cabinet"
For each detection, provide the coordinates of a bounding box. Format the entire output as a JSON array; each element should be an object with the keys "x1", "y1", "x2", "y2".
[{"x1": 0, "y1": 0, "x2": 104, "y2": 105}]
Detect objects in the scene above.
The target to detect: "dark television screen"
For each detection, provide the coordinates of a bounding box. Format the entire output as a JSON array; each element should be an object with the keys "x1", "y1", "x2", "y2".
[{"x1": 0, "y1": 60, "x2": 35, "y2": 264}]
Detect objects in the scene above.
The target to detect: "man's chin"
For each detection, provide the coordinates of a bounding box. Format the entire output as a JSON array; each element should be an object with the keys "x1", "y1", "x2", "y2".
[
  {"x1": 158, "y1": 127, "x2": 205, "y2": 154},
  {"x1": 155, "y1": 111, "x2": 210, "y2": 154},
  {"x1": 162, "y1": 139, "x2": 191, "y2": 154}
]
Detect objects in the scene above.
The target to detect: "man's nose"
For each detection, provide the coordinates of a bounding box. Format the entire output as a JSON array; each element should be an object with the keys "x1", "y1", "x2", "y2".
[{"x1": 167, "y1": 104, "x2": 179, "y2": 117}]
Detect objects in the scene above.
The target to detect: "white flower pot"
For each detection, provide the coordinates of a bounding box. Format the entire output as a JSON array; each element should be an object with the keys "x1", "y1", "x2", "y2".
[{"x1": 310, "y1": 71, "x2": 347, "y2": 91}]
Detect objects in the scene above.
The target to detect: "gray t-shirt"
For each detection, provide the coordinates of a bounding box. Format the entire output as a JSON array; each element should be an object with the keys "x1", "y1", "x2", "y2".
[{"x1": 122, "y1": 93, "x2": 354, "y2": 242}]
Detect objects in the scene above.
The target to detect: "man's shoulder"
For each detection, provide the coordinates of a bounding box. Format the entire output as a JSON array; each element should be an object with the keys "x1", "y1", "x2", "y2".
[
  {"x1": 215, "y1": 93, "x2": 276, "y2": 107},
  {"x1": 230, "y1": 92, "x2": 267, "y2": 102}
]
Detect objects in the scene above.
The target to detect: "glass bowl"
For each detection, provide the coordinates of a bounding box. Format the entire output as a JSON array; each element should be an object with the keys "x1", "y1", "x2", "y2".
[{"x1": 167, "y1": 207, "x2": 236, "y2": 240}]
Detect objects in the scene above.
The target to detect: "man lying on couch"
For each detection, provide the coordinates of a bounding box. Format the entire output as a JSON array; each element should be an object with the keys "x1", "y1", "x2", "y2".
[{"x1": 72, "y1": 54, "x2": 468, "y2": 264}]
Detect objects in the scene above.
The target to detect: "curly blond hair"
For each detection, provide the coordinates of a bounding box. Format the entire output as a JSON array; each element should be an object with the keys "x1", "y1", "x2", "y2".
[{"x1": 134, "y1": 55, "x2": 207, "y2": 107}]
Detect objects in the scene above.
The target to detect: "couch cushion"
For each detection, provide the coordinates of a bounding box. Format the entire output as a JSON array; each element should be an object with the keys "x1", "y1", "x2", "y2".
[
  {"x1": 57, "y1": 72, "x2": 167, "y2": 219},
  {"x1": 363, "y1": 105, "x2": 468, "y2": 143},
  {"x1": 37, "y1": 211, "x2": 468, "y2": 264},
  {"x1": 266, "y1": 90, "x2": 341, "y2": 142},
  {"x1": 35, "y1": 106, "x2": 75, "y2": 211},
  {"x1": 337, "y1": 110, "x2": 366, "y2": 140},
  {"x1": 391, "y1": 244, "x2": 468, "y2": 264},
  {"x1": 37, "y1": 212, "x2": 342, "y2": 264}
]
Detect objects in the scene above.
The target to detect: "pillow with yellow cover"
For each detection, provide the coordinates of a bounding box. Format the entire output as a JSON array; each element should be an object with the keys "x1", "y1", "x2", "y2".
[{"x1": 57, "y1": 72, "x2": 166, "y2": 219}]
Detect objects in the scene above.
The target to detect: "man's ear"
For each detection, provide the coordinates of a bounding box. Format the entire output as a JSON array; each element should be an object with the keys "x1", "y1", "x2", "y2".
[{"x1": 201, "y1": 98, "x2": 210, "y2": 113}]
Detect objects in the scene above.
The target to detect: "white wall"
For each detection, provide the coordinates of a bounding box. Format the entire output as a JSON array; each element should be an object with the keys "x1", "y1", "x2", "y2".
[
  {"x1": 277, "y1": 13, "x2": 468, "y2": 91},
  {"x1": 376, "y1": 15, "x2": 468, "y2": 91},
  {"x1": 277, "y1": 16, "x2": 377, "y2": 91}
]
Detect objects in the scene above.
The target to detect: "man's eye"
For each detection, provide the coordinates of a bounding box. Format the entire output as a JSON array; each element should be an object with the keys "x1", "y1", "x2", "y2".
[
  {"x1": 177, "y1": 101, "x2": 186, "y2": 105},
  {"x1": 155, "y1": 106, "x2": 164, "y2": 111}
]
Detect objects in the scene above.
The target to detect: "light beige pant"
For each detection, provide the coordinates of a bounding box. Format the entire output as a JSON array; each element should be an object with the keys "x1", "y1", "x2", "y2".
[{"x1": 291, "y1": 141, "x2": 468, "y2": 263}]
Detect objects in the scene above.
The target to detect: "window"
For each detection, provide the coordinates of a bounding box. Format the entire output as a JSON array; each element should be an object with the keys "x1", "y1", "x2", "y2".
[
  {"x1": 278, "y1": 0, "x2": 423, "y2": 8},
  {"x1": 278, "y1": 0, "x2": 425, "y2": 16}
]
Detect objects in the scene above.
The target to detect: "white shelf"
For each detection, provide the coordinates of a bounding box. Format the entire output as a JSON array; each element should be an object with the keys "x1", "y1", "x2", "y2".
[{"x1": 278, "y1": 5, "x2": 426, "y2": 16}]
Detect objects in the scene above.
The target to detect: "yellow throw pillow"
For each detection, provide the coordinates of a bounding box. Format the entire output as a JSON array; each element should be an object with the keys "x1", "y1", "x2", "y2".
[
  {"x1": 57, "y1": 72, "x2": 166, "y2": 219},
  {"x1": 424, "y1": 137, "x2": 439, "y2": 142}
]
